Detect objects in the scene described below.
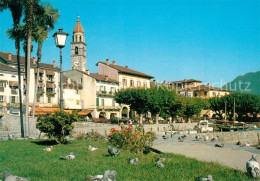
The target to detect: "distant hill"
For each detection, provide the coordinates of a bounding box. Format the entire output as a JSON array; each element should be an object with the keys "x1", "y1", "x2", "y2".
[{"x1": 223, "y1": 71, "x2": 260, "y2": 95}]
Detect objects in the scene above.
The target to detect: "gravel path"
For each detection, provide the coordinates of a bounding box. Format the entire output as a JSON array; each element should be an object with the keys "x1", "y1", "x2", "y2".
[{"x1": 153, "y1": 133, "x2": 260, "y2": 171}]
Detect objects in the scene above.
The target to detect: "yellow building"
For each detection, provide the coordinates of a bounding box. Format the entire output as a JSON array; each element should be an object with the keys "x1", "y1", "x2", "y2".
[{"x1": 97, "y1": 59, "x2": 154, "y2": 89}]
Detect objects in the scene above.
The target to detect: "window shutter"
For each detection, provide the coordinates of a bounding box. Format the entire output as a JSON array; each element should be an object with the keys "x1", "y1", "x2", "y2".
[{"x1": 96, "y1": 98, "x2": 99, "y2": 106}]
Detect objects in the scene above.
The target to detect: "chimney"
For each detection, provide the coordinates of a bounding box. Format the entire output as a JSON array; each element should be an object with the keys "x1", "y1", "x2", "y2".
[
  {"x1": 125, "y1": 66, "x2": 128, "y2": 69},
  {"x1": 8, "y1": 53, "x2": 11, "y2": 60},
  {"x1": 112, "y1": 60, "x2": 116, "y2": 65},
  {"x1": 86, "y1": 69, "x2": 90, "y2": 75},
  {"x1": 105, "y1": 75, "x2": 109, "y2": 81},
  {"x1": 53, "y1": 60, "x2": 56, "y2": 68},
  {"x1": 32, "y1": 57, "x2": 36, "y2": 64},
  {"x1": 106, "y1": 58, "x2": 109, "y2": 65}
]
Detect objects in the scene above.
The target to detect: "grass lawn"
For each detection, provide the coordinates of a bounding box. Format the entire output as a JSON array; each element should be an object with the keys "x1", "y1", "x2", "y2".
[{"x1": 0, "y1": 139, "x2": 253, "y2": 181}]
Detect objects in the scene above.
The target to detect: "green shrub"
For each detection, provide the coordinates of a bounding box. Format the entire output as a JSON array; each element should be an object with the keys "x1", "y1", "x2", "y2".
[
  {"x1": 108, "y1": 124, "x2": 156, "y2": 154},
  {"x1": 36, "y1": 110, "x2": 79, "y2": 144}
]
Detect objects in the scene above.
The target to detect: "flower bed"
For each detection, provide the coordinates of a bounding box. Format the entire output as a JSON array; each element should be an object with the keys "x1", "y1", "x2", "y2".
[{"x1": 108, "y1": 124, "x2": 156, "y2": 154}]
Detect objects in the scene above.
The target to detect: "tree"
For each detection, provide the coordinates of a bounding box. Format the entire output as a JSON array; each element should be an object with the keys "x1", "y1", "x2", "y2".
[
  {"x1": 167, "y1": 94, "x2": 186, "y2": 122},
  {"x1": 0, "y1": 0, "x2": 25, "y2": 137},
  {"x1": 32, "y1": 2, "x2": 59, "y2": 120},
  {"x1": 36, "y1": 110, "x2": 80, "y2": 144},
  {"x1": 222, "y1": 92, "x2": 260, "y2": 121},
  {"x1": 147, "y1": 86, "x2": 169, "y2": 124},
  {"x1": 182, "y1": 97, "x2": 206, "y2": 122},
  {"x1": 147, "y1": 86, "x2": 182, "y2": 124},
  {"x1": 114, "y1": 88, "x2": 149, "y2": 122},
  {"x1": 209, "y1": 97, "x2": 225, "y2": 119}
]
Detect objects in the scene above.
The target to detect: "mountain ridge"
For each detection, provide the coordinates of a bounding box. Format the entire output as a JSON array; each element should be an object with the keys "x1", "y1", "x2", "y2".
[{"x1": 223, "y1": 71, "x2": 260, "y2": 95}]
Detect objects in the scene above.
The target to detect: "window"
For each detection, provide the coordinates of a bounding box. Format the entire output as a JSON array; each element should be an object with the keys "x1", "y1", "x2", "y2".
[
  {"x1": 80, "y1": 36, "x2": 82, "y2": 42},
  {"x1": 110, "y1": 87, "x2": 116, "y2": 93},
  {"x1": 11, "y1": 75, "x2": 16, "y2": 78},
  {"x1": 213, "y1": 92, "x2": 216, "y2": 96},
  {"x1": 47, "y1": 75, "x2": 53, "y2": 82},
  {"x1": 204, "y1": 91, "x2": 208, "y2": 96},
  {"x1": 47, "y1": 88, "x2": 54, "y2": 93},
  {"x1": 194, "y1": 92, "x2": 197, "y2": 97},
  {"x1": 100, "y1": 86, "x2": 105, "y2": 91},
  {"x1": 137, "y1": 81, "x2": 141, "y2": 87},
  {"x1": 96, "y1": 98, "x2": 99, "y2": 106},
  {"x1": 123, "y1": 79, "x2": 127, "y2": 87},
  {"x1": 0, "y1": 74, "x2": 3, "y2": 76},
  {"x1": 101, "y1": 99, "x2": 105, "y2": 106},
  {"x1": 0, "y1": 96, "x2": 3, "y2": 103},
  {"x1": 130, "y1": 80, "x2": 134, "y2": 87},
  {"x1": 37, "y1": 95, "x2": 40, "y2": 103},
  {"x1": 76, "y1": 100, "x2": 80, "y2": 105},
  {"x1": 75, "y1": 46, "x2": 78, "y2": 55},
  {"x1": 11, "y1": 96, "x2": 16, "y2": 103},
  {"x1": 112, "y1": 100, "x2": 116, "y2": 106},
  {"x1": 48, "y1": 97, "x2": 51, "y2": 103},
  {"x1": 0, "y1": 81, "x2": 5, "y2": 87},
  {"x1": 143, "y1": 82, "x2": 147, "y2": 88}
]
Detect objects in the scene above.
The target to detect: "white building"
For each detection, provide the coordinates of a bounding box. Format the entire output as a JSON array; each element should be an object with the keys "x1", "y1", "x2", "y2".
[{"x1": 0, "y1": 62, "x2": 24, "y2": 107}]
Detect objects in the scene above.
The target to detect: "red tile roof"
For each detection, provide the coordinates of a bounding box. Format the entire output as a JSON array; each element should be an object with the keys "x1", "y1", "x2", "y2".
[
  {"x1": 97, "y1": 62, "x2": 154, "y2": 79},
  {"x1": 73, "y1": 18, "x2": 84, "y2": 33},
  {"x1": 89, "y1": 73, "x2": 119, "y2": 83},
  {"x1": 169, "y1": 79, "x2": 202, "y2": 84},
  {"x1": 0, "y1": 62, "x2": 18, "y2": 72},
  {"x1": 0, "y1": 52, "x2": 60, "y2": 71},
  {"x1": 75, "y1": 70, "x2": 119, "y2": 84},
  {"x1": 182, "y1": 85, "x2": 231, "y2": 92}
]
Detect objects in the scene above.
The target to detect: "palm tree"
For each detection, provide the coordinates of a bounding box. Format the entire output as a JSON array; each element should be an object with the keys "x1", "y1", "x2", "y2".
[
  {"x1": 0, "y1": 0, "x2": 25, "y2": 137},
  {"x1": 32, "y1": 3, "x2": 59, "y2": 120}
]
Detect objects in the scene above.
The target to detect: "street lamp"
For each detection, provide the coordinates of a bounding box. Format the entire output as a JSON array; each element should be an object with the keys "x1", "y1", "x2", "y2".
[{"x1": 53, "y1": 28, "x2": 69, "y2": 110}]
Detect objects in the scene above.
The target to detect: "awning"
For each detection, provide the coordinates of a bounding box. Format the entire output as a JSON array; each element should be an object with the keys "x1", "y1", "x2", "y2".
[
  {"x1": 34, "y1": 107, "x2": 60, "y2": 115},
  {"x1": 9, "y1": 81, "x2": 19, "y2": 87},
  {"x1": 34, "y1": 68, "x2": 44, "y2": 74},
  {"x1": 46, "y1": 83, "x2": 56, "y2": 88},
  {"x1": 33, "y1": 107, "x2": 75, "y2": 116},
  {"x1": 46, "y1": 70, "x2": 55, "y2": 76},
  {"x1": 78, "y1": 110, "x2": 93, "y2": 116},
  {"x1": 38, "y1": 82, "x2": 45, "y2": 87}
]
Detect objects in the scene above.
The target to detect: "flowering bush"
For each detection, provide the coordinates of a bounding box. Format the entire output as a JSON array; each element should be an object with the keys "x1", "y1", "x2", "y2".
[
  {"x1": 76, "y1": 131, "x2": 107, "y2": 142},
  {"x1": 108, "y1": 124, "x2": 156, "y2": 154}
]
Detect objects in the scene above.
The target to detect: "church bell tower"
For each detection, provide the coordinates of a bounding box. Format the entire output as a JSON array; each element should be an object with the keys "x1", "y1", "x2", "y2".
[{"x1": 71, "y1": 16, "x2": 87, "y2": 71}]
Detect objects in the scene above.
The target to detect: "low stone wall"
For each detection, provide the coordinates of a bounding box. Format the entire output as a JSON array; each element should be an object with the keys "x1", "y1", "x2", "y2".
[
  {"x1": 0, "y1": 114, "x2": 39, "y2": 138},
  {"x1": 197, "y1": 131, "x2": 260, "y2": 145},
  {"x1": 73, "y1": 122, "x2": 197, "y2": 136}
]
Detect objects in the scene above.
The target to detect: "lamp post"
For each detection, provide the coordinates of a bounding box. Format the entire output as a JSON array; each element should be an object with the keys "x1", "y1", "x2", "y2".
[{"x1": 53, "y1": 28, "x2": 69, "y2": 110}]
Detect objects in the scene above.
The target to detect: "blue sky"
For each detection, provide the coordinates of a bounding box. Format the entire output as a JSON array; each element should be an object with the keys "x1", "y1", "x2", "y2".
[{"x1": 0, "y1": 0, "x2": 259, "y2": 86}]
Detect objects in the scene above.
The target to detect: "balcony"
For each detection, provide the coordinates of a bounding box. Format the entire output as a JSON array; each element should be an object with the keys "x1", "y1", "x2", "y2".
[
  {"x1": 96, "y1": 105, "x2": 121, "y2": 111},
  {"x1": 0, "y1": 87, "x2": 4, "y2": 92},
  {"x1": 11, "y1": 89, "x2": 18, "y2": 95},
  {"x1": 46, "y1": 78, "x2": 55, "y2": 83},
  {"x1": 37, "y1": 90, "x2": 45, "y2": 96},
  {"x1": 46, "y1": 91, "x2": 56, "y2": 97},
  {"x1": 96, "y1": 91, "x2": 115, "y2": 96}
]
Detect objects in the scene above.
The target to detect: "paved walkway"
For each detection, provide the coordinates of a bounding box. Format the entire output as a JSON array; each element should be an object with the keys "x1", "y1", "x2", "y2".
[{"x1": 153, "y1": 133, "x2": 260, "y2": 171}]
